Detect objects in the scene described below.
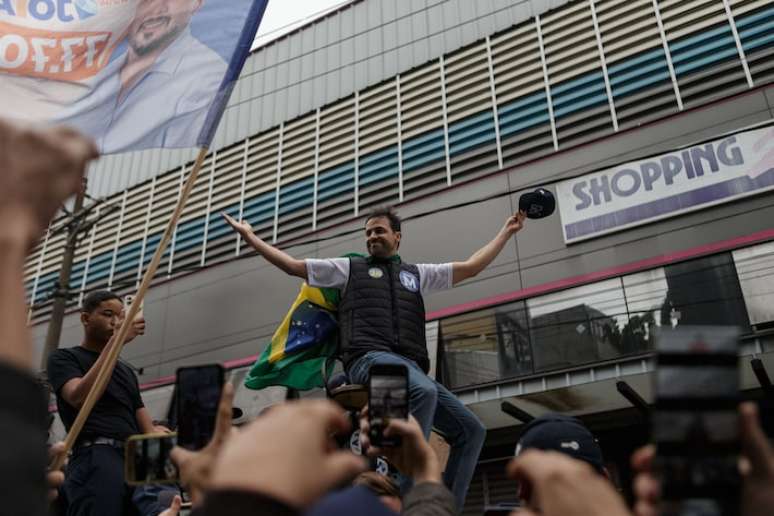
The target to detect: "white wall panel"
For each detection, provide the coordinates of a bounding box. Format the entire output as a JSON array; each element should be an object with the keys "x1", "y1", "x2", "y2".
[{"x1": 86, "y1": 0, "x2": 571, "y2": 198}]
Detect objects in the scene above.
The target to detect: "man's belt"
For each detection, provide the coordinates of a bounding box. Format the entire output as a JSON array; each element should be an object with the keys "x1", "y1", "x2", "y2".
[{"x1": 75, "y1": 437, "x2": 125, "y2": 450}]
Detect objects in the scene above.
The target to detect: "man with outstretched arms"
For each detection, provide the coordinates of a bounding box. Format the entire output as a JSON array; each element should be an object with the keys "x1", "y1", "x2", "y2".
[{"x1": 223, "y1": 206, "x2": 526, "y2": 509}]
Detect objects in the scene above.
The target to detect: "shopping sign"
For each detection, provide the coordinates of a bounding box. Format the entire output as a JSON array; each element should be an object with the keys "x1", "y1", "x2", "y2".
[{"x1": 556, "y1": 125, "x2": 774, "y2": 243}]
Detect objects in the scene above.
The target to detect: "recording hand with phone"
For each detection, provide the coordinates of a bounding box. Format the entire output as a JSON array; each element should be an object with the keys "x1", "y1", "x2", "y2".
[
  {"x1": 652, "y1": 327, "x2": 742, "y2": 516},
  {"x1": 359, "y1": 410, "x2": 441, "y2": 484},
  {"x1": 125, "y1": 432, "x2": 179, "y2": 486},
  {"x1": 361, "y1": 363, "x2": 442, "y2": 481},
  {"x1": 367, "y1": 364, "x2": 409, "y2": 447},
  {"x1": 125, "y1": 364, "x2": 229, "y2": 500},
  {"x1": 170, "y1": 381, "x2": 235, "y2": 504},
  {"x1": 632, "y1": 402, "x2": 774, "y2": 516},
  {"x1": 207, "y1": 400, "x2": 366, "y2": 509}
]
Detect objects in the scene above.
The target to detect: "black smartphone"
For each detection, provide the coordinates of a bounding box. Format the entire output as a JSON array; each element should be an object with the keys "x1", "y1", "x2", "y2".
[
  {"x1": 176, "y1": 364, "x2": 225, "y2": 450},
  {"x1": 368, "y1": 364, "x2": 409, "y2": 447},
  {"x1": 125, "y1": 432, "x2": 178, "y2": 485},
  {"x1": 653, "y1": 326, "x2": 740, "y2": 516}
]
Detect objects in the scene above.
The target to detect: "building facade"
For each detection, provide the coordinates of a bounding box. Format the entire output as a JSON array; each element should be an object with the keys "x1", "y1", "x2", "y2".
[{"x1": 29, "y1": 0, "x2": 774, "y2": 513}]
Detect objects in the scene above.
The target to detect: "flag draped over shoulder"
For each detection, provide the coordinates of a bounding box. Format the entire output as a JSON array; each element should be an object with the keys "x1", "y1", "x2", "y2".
[
  {"x1": 1, "y1": 0, "x2": 269, "y2": 154},
  {"x1": 244, "y1": 283, "x2": 340, "y2": 391},
  {"x1": 245, "y1": 253, "x2": 366, "y2": 391}
]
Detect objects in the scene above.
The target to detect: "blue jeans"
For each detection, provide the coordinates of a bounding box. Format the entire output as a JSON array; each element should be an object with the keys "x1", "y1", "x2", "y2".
[{"x1": 348, "y1": 351, "x2": 486, "y2": 510}]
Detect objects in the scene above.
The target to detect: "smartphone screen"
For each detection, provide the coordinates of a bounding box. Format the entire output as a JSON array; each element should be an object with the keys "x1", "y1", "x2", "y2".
[
  {"x1": 125, "y1": 433, "x2": 178, "y2": 485},
  {"x1": 176, "y1": 364, "x2": 224, "y2": 450},
  {"x1": 653, "y1": 326, "x2": 740, "y2": 516},
  {"x1": 368, "y1": 364, "x2": 409, "y2": 447}
]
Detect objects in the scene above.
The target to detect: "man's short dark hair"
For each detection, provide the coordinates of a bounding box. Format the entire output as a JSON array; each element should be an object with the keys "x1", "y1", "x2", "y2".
[
  {"x1": 81, "y1": 291, "x2": 122, "y2": 314},
  {"x1": 365, "y1": 206, "x2": 401, "y2": 232}
]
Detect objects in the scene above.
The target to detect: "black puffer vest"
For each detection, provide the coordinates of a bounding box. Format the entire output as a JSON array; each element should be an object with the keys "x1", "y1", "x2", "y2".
[{"x1": 338, "y1": 256, "x2": 428, "y2": 372}]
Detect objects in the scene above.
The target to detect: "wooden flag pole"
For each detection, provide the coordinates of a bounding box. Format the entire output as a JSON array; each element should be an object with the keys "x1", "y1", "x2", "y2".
[{"x1": 51, "y1": 147, "x2": 209, "y2": 470}]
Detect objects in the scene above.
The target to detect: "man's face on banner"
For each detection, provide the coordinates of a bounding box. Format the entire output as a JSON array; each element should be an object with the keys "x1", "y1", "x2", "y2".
[{"x1": 129, "y1": 0, "x2": 204, "y2": 56}]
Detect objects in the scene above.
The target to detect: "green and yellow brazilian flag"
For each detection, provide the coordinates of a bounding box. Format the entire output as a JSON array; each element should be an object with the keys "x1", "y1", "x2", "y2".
[{"x1": 244, "y1": 254, "x2": 363, "y2": 391}]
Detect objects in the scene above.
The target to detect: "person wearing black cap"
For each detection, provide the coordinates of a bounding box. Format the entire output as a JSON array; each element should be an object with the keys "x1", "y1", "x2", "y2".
[
  {"x1": 514, "y1": 413, "x2": 609, "y2": 510},
  {"x1": 223, "y1": 203, "x2": 541, "y2": 509}
]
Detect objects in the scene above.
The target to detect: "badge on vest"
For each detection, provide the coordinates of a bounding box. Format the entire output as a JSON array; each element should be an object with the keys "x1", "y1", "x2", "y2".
[
  {"x1": 399, "y1": 270, "x2": 419, "y2": 292},
  {"x1": 368, "y1": 267, "x2": 384, "y2": 279}
]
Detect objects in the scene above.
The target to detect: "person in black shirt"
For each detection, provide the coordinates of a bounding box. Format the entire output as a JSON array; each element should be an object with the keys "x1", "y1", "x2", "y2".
[{"x1": 47, "y1": 290, "x2": 165, "y2": 516}]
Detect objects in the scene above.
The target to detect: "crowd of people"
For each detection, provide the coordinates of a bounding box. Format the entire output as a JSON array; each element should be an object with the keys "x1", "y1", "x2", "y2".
[{"x1": 1, "y1": 118, "x2": 773, "y2": 516}]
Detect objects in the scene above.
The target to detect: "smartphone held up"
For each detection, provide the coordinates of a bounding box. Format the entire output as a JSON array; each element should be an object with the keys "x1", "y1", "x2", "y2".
[
  {"x1": 176, "y1": 364, "x2": 225, "y2": 450},
  {"x1": 125, "y1": 433, "x2": 178, "y2": 486},
  {"x1": 653, "y1": 326, "x2": 741, "y2": 516},
  {"x1": 124, "y1": 363, "x2": 224, "y2": 485},
  {"x1": 368, "y1": 364, "x2": 409, "y2": 447}
]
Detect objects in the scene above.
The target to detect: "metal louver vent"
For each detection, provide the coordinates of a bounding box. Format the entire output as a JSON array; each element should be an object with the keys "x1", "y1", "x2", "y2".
[{"x1": 662, "y1": 0, "x2": 748, "y2": 108}]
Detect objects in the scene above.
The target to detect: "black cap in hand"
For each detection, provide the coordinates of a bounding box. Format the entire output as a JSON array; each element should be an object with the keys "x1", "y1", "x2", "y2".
[{"x1": 518, "y1": 188, "x2": 555, "y2": 219}]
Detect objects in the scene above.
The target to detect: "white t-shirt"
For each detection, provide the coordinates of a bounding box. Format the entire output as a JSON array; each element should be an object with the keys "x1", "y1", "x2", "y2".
[{"x1": 305, "y1": 258, "x2": 453, "y2": 295}]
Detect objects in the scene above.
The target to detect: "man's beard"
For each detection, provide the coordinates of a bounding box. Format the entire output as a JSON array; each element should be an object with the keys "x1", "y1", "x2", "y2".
[
  {"x1": 368, "y1": 242, "x2": 391, "y2": 257},
  {"x1": 129, "y1": 23, "x2": 184, "y2": 56}
]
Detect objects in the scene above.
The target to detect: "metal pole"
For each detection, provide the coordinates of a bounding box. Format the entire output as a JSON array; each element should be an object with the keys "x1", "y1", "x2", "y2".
[{"x1": 40, "y1": 184, "x2": 86, "y2": 371}]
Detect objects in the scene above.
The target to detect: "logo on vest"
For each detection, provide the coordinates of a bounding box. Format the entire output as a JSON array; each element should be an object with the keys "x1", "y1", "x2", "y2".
[
  {"x1": 399, "y1": 270, "x2": 419, "y2": 292},
  {"x1": 368, "y1": 267, "x2": 384, "y2": 279}
]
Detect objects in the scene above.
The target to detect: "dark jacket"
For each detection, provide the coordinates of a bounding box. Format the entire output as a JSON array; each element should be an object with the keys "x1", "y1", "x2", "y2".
[
  {"x1": 0, "y1": 362, "x2": 49, "y2": 516},
  {"x1": 338, "y1": 257, "x2": 428, "y2": 372},
  {"x1": 195, "y1": 482, "x2": 456, "y2": 516}
]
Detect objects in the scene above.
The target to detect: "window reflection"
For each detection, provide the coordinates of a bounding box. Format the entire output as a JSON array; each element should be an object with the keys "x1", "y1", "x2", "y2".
[
  {"x1": 526, "y1": 279, "x2": 627, "y2": 371},
  {"x1": 439, "y1": 251, "x2": 754, "y2": 389},
  {"x1": 441, "y1": 307, "x2": 509, "y2": 387},
  {"x1": 659, "y1": 254, "x2": 748, "y2": 329},
  {"x1": 733, "y1": 241, "x2": 774, "y2": 326},
  {"x1": 622, "y1": 268, "x2": 668, "y2": 353}
]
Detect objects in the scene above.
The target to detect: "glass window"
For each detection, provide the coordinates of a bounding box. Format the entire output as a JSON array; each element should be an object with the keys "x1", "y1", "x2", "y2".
[
  {"x1": 439, "y1": 251, "x2": 754, "y2": 390},
  {"x1": 526, "y1": 278, "x2": 629, "y2": 372},
  {"x1": 621, "y1": 268, "x2": 668, "y2": 354},
  {"x1": 733, "y1": 241, "x2": 774, "y2": 326},
  {"x1": 659, "y1": 253, "x2": 749, "y2": 330},
  {"x1": 439, "y1": 301, "x2": 530, "y2": 389}
]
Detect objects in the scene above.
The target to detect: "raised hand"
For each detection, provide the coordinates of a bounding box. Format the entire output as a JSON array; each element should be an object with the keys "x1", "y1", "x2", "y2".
[
  {"x1": 0, "y1": 119, "x2": 97, "y2": 247},
  {"x1": 118, "y1": 316, "x2": 146, "y2": 344},
  {"x1": 740, "y1": 402, "x2": 774, "y2": 516},
  {"x1": 502, "y1": 210, "x2": 526, "y2": 237},
  {"x1": 507, "y1": 450, "x2": 631, "y2": 516},
  {"x1": 631, "y1": 403, "x2": 774, "y2": 516},
  {"x1": 158, "y1": 495, "x2": 182, "y2": 516},
  {"x1": 208, "y1": 399, "x2": 367, "y2": 509},
  {"x1": 222, "y1": 212, "x2": 253, "y2": 236},
  {"x1": 359, "y1": 409, "x2": 441, "y2": 483},
  {"x1": 170, "y1": 383, "x2": 236, "y2": 505}
]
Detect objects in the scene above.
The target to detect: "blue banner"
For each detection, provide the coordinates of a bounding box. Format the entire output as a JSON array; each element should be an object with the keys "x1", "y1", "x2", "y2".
[{"x1": 1, "y1": 0, "x2": 269, "y2": 154}]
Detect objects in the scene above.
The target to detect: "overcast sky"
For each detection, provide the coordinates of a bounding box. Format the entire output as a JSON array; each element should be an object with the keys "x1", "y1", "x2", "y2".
[{"x1": 252, "y1": 0, "x2": 352, "y2": 49}]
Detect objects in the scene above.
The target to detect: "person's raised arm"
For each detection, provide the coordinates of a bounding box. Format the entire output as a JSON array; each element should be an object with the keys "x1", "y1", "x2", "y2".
[
  {"x1": 0, "y1": 121, "x2": 97, "y2": 369},
  {"x1": 0, "y1": 119, "x2": 96, "y2": 516},
  {"x1": 451, "y1": 211, "x2": 526, "y2": 286},
  {"x1": 222, "y1": 213, "x2": 307, "y2": 280}
]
